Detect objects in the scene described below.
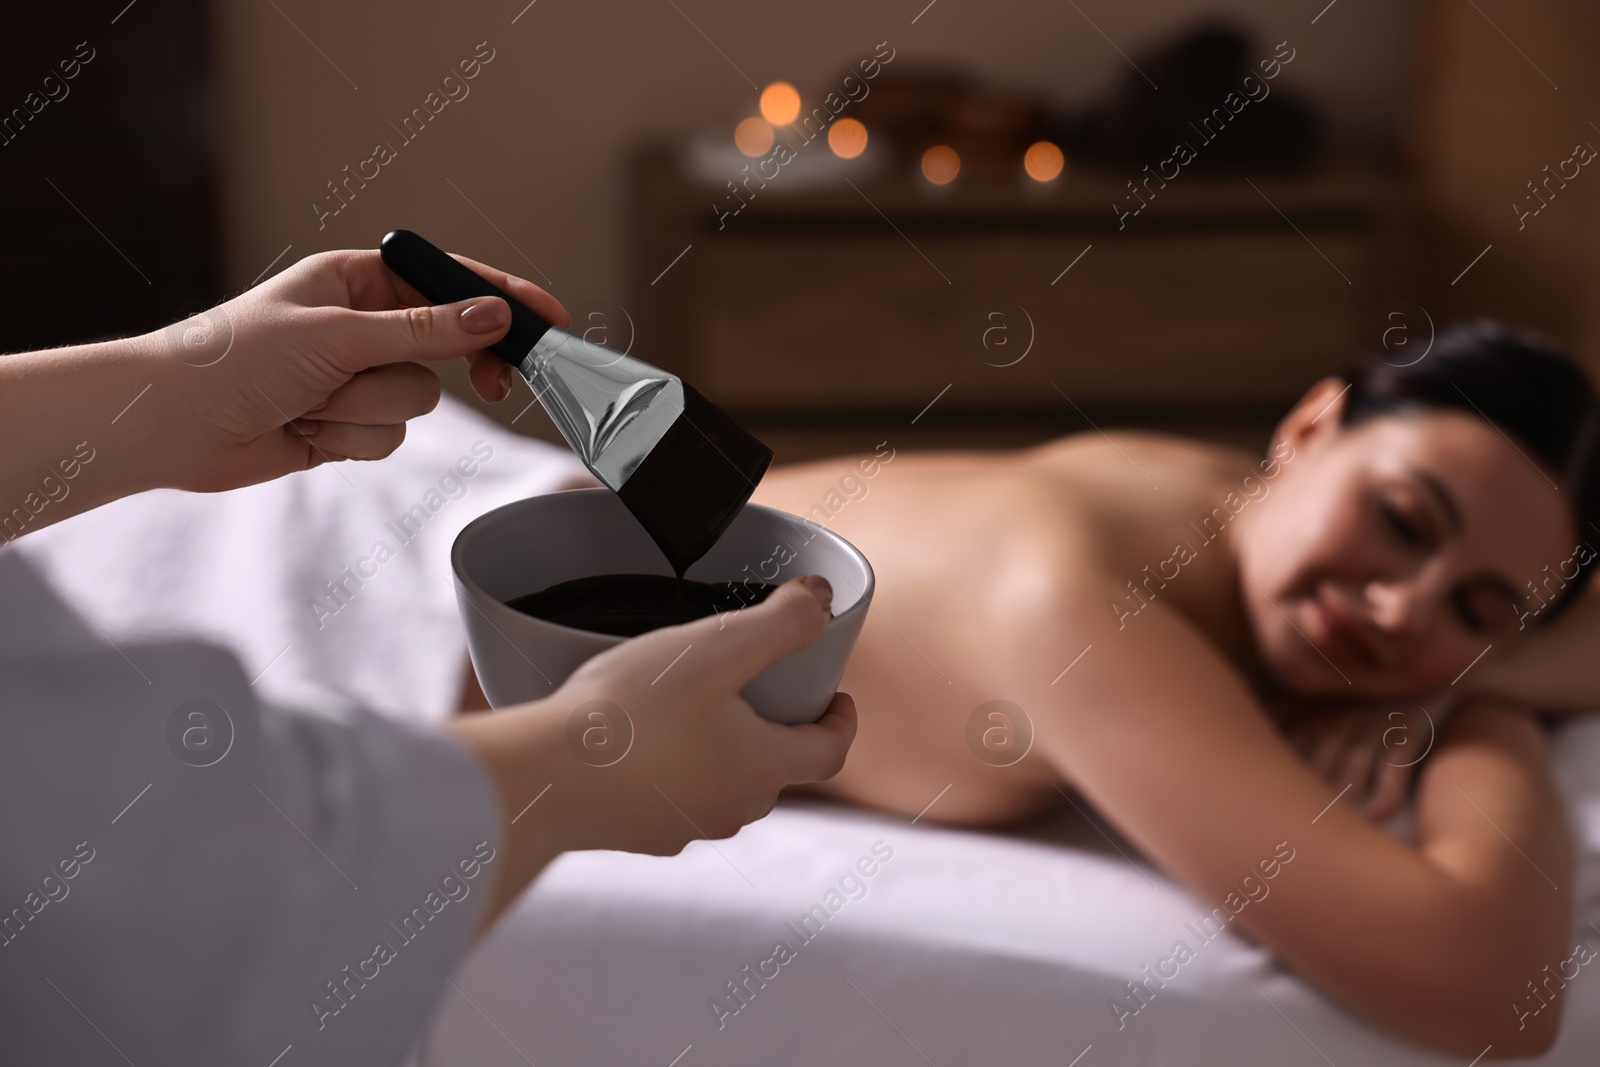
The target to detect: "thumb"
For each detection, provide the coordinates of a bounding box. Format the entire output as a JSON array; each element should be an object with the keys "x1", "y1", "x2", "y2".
[
  {"x1": 680, "y1": 575, "x2": 834, "y2": 689},
  {"x1": 337, "y1": 295, "x2": 512, "y2": 371}
]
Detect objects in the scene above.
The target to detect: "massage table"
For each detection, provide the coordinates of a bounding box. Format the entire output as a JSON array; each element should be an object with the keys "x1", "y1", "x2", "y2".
[{"x1": 16, "y1": 396, "x2": 1600, "y2": 1066}]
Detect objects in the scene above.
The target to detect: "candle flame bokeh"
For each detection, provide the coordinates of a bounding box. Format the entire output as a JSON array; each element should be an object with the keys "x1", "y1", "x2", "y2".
[
  {"x1": 734, "y1": 116, "x2": 775, "y2": 157},
  {"x1": 759, "y1": 82, "x2": 801, "y2": 126},
  {"x1": 921, "y1": 145, "x2": 960, "y2": 185},
  {"x1": 828, "y1": 118, "x2": 868, "y2": 159},
  {"x1": 1023, "y1": 141, "x2": 1065, "y2": 182}
]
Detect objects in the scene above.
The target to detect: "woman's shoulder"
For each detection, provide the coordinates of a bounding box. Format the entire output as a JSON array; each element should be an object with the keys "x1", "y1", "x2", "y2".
[
  {"x1": 986, "y1": 430, "x2": 1267, "y2": 659},
  {"x1": 1022, "y1": 428, "x2": 1260, "y2": 487},
  {"x1": 1008, "y1": 430, "x2": 1257, "y2": 568}
]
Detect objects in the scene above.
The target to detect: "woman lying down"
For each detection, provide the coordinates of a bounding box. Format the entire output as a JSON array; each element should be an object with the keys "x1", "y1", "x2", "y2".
[{"x1": 739, "y1": 320, "x2": 1600, "y2": 1058}]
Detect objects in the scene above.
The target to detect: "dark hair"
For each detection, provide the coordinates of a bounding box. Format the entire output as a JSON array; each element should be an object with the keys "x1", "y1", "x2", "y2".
[{"x1": 1337, "y1": 319, "x2": 1600, "y2": 623}]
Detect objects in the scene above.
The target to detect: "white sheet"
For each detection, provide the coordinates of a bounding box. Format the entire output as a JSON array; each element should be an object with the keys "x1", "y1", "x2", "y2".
[
  {"x1": 16, "y1": 396, "x2": 1600, "y2": 1066},
  {"x1": 13, "y1": 397, "x2": 593, "y2": 721},
  {"x1": 416, "y1": 754, "x2": 1600, "y2": 1067}
]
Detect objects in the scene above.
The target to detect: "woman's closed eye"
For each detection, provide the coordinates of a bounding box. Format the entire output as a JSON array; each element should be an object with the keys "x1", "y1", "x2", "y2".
[
  {"x1": 1379, "y1": 499, "x2": 1430, "y2": 548},
  {"x1": 1452, "y1": 588, "x2": 1486, "y2": 633},
  {"x1": 1454, "y1": 584, "x2": 1519, "y2": 635}
]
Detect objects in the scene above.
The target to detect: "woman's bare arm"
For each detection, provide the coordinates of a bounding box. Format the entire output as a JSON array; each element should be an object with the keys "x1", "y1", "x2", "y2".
[
  {"x1": 1471, "y1": 581, "x2": 1600, "y2": 713},
  {"x1": 1013, "y1": 582, "x2": 1571, "y2": 1058}
]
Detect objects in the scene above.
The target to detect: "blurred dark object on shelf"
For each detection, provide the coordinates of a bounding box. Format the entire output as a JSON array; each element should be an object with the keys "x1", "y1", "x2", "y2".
[
  {"x1": 850, "y1": 67, "x2": 1045, "y2": 178},
  {"x1": 1059, "y1": 20, "x2": 1320, "y2": 171},
  {"x1": 842, "y1": 21, "x2": 1318, "y2": 183}
]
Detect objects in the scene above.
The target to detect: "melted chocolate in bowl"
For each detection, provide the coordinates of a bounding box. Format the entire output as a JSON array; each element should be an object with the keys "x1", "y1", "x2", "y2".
[{"x1": 506, "y1": 573, "x2": 779, "y2": 638}]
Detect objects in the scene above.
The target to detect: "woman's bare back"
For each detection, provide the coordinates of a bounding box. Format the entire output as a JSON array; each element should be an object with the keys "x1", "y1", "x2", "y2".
[{"x1": 754, "y1": 431, "x2": 1269, "y2": 824}]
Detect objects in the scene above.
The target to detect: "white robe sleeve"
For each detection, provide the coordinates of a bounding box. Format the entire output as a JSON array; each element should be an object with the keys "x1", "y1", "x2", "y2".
[{"x1": 0, "y1": 551, "x2": 505, "y2": 1067}]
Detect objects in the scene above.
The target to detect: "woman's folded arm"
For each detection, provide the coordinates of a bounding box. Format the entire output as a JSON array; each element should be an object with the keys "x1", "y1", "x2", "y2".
[
  {"x1": 1472, "y1": 579, "x2": 1600, "y2": 713},
  {"x1": 1012, "y1": 584, "x2": 1571, "y2": 1058}
]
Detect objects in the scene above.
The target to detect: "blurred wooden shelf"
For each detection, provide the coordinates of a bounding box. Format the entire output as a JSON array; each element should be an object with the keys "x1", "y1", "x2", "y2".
[{"x1": 628, "y1": 143, "x2": 1403, "y2": 464}]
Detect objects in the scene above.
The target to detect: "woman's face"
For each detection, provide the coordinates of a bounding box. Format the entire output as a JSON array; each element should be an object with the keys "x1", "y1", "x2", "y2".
[{"x1": 1238, "y1": 379, "x2": 1579, "y2": 699}]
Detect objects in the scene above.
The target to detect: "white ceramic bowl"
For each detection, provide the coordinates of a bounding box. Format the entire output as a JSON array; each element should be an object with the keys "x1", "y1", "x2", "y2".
[{"x1": 451, "y1": 488, "x2": 873, "y2": 724}]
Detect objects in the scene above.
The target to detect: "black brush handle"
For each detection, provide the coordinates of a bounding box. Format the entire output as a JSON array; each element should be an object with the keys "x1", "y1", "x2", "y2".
[{"x1": 379, "y1": 229, "x2": 550, "y2": 365}]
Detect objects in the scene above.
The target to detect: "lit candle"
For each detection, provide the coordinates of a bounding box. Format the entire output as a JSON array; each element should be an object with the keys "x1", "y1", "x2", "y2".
[
  {"x1": 759, "y1": 82, "x2": 801, "y2": 126},
  {"x1": 1023, "y1": 141, "x2": 1065, "y2": 182},
  {"x1": 734, "y1": 116, "x2": 775, "y2": 157},
  {"x1": 921, "y1": 145, "x2": 960, "y2": 185},
  {"x1": 829, "y1": 118, "x2": 868, "y2": 159}
]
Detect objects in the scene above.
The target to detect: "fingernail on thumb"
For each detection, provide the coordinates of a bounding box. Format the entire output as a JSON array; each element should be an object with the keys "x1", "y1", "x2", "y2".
[
  {"x1": 459, "y1": 297, "x2": 510, "y2": 335},
  {"x1": 797, "y1": 575, "x2": 833, "y2": 613}
]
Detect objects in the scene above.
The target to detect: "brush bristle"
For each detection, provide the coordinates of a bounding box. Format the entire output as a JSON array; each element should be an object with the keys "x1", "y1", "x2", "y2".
[{"x1": 616, "y1": 384, "x2": 772, "y2": 575}]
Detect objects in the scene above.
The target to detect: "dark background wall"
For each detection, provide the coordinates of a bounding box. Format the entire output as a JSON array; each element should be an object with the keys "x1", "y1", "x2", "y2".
[{"x1": 1, "y1": 0, "x2": 220, "y2": 351}]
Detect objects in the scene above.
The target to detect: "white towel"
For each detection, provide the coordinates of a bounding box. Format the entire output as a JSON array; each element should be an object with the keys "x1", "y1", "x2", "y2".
[{"x1": 13, "y1": 395, "x2": 593, "y2": 722}]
